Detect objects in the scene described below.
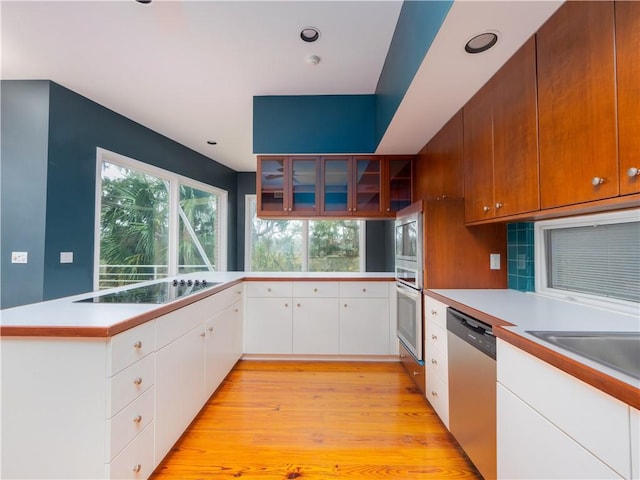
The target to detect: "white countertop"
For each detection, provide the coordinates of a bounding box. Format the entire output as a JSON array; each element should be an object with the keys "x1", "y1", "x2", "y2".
[
  {"x1": 0, "y1": 272, "x2": 394, "y2": 332},
  {"x1": 428, "y1": 288, "x2": 640, "y2": 390}
]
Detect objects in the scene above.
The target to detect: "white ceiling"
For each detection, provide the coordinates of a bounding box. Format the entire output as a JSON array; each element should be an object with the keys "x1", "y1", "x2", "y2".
[{"x1": 1, "y1": 0, "x2": 563, "y2": 173}]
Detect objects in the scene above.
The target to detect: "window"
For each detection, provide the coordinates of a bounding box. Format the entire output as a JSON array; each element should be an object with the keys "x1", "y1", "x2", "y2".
[
  {"x1": 245, "y1": 195, "x2": 364, "y2": 272},
  {"x1": 95, "y1": 148, "x2": 227, "y2": 289},
  {"x1": 535, "y1": 210, "x2": 640, "y2": 313}
]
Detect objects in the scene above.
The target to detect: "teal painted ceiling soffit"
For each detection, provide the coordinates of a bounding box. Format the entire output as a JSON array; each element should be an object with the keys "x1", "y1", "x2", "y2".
[{"x1": 253, "y1": 0, "x2": 453, "y2": 155}]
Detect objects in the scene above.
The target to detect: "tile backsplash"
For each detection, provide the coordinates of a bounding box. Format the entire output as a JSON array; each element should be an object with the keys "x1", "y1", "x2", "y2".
[{"x1": 507, "y1": 222, "x2": 535, "y2": 292}]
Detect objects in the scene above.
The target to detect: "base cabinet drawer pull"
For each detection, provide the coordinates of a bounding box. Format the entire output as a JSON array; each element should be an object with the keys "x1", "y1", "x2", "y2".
[
  {"x1": 132, "y1": 415, "x2": 142, "y2": 424},
  {"x1": 628, "y1": 167, "x2": 639, "y2": 177},
  {"x1": 413, "y1": 371, "x2": 420, "y2": 376},
  {"x1": 133, "y1": 377, "x2": 143, "y2": 385},
  {"x1": 431, "y1": 391, "x2": 438, "y2": 398},
  {"x1": 591, "y1": 176, "x2": 605, "y2": 186},
  {"x1": 132, "y1": 464, "x2": 141, "y2": 473},
  {"x1": 133, "y1": 341, "x2": 142, "y2": 349}
]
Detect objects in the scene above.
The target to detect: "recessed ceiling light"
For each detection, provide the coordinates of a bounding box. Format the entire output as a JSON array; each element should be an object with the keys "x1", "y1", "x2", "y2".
[
  {"x1": 207, "y1": 140, "x2": 217, "y2": 145},
  {"x1": 465, "y1": 32, "x2": 498, "y2": 54},
  {"x1": 300, "y1": 27, "x2": 320, "y2": 43}
]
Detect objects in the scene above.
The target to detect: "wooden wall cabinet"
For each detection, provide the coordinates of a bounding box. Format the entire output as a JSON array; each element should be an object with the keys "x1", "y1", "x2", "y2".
[
  {"x1": 257, "y1": 156, "x2": 320, "y2": 217},
  {"x1": 416, "y1": 111, "x2": 463, "y2": 201},
  {"x1": 616, "y1": 0, "x2": 640, "y2": 196},
  {"x1": 537, "y1": 1, "x2": 619, "y2": 209},
  {"x1": 416, "y1": 114, "x2": 507, "y2": 290},
  {"x1": 321, "y1": 155, "x2": 384, "y2": 217},
  {"x1": 258, "y1": 155, "x2": 414, "y2": 218},
  {"x1": 463, "y1": 37, "x2": 539, "y2": 223}
]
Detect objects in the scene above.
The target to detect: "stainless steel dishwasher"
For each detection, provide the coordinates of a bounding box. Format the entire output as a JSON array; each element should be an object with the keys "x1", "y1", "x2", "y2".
[{"x1": 447, "y1": 307, "x2": 497, "y2": 480}]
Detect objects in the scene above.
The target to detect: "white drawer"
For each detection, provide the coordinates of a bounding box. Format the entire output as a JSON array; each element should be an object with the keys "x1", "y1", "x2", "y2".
[
  {"x1": 426, "y1": 346, "x2": 448, "y2": 384},
  {"x1": 426, "y1": 371, "x2": 449, "y2": 429},
  {"x1": 339, "y1": 281, "x2": 389, "y2": 298},
  {"x1": 426, "y1": 321, "x2": 448, "y2": 358},
  {"x1": 498, "y1": 340, "x2": 631, "y2": 478},
  {"x1": 108, "y1": 321, "x2": 156, "y2": 377},
  {"x1": 107, "y1": 387, "x2": 154, "y2": 461},
  {"x1": 203, "y1": 285, "x2": 243, "y2": 315},
  {"x1": 293, "y1": 281, "x2": 339, "y2": 298},
  {"x1": 424, "y1": 296, "x2": 448, "y2": 329},
  {"x1": 156, "y1": 301, "x2": 206, "y2": 349},
  {"x1": 245, "y1": 281, "x2": 293, "y2": 298},
  {"x1": 107, "y1": 353, "x2": 155, "y2": 417},
  {"x1": 106, "y1": 421, "x2": 154, "y2": 480}
]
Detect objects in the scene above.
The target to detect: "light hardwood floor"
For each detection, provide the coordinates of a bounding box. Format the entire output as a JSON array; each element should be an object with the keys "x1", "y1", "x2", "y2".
[{"x1": 150, "y1": 360, "x2": 481, "y2": 479}]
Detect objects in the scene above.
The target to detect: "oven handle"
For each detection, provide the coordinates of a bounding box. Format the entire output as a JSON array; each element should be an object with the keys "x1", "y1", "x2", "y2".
[{"x1": 395, "y1": 281, "x2": 421, "y2": 300}]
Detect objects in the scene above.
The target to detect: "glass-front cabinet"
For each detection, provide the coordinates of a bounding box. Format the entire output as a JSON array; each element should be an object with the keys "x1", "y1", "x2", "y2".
[
  {"x1": 257, "y1": 155, "x2": 413, "y2": 218},
  {"x1": 385, "y1": 156, "x2": 414, "y2": 213},
  {"x1": 353, "y1": 156, "x2": 383, "y2": 216},
  {"x1": 257, "y1": 156, "x2": 319, "y2": 216}
]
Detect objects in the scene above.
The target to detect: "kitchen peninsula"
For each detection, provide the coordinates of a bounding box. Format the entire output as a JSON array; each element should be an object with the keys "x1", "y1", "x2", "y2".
[{"x1": 0, "y1": 272, "x2": 396, "y2": 480}]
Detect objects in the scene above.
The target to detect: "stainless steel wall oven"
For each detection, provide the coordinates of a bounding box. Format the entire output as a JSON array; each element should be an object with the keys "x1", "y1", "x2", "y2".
[{"x1": 395, "y1": 202, "x2": 424, "y2": 361}]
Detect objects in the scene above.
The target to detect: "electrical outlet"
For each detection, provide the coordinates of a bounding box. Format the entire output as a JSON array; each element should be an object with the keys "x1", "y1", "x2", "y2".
[
  {"x1": 11, "y1": 252, "x2": 28, "y2": 264},
  {"x1": 490, "y1": 253, "x2": 501, "y2": 270},
  {"x1": 60, "y1": 252, "x2": 74, "y2": 264}
]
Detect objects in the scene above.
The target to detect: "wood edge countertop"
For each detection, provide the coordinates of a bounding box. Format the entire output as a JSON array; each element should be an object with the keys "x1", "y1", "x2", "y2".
[
  {"x1": 425, "y1": 290, "x2": 640, "y2": 411},
  {"x1": 0, "y1": 275, "x2": 395, "y2": 338}
]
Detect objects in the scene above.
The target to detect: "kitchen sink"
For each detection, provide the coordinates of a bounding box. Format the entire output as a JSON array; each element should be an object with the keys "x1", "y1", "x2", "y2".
[{"x1": 526, "y1": 331, "x2": 640, "y2": 381}]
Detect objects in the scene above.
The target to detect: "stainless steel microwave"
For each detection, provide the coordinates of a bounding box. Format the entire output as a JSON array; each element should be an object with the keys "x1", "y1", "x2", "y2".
[{"x1": 395, "y1": 204, "x2": 423, "y2": 290}]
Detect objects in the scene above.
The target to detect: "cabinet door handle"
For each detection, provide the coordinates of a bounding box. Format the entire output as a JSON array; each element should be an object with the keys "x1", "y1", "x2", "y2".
[
  {"x1": 296, "y1": 303, "x2": 301, "y2": 307},
  {"x1": 208, "y1": 327, "x2": 214, "y2": 333},
  {"x1": 431, "y1": 310, "x2": 437, "y2": 315},
  {"x1": 132, "y1": 464, "x2": 142, "y2": 473},
  {"x1": 132, "y1": 415, "x2": 142, "y2": 424},
  {"x1": 431, "y1": 359, "x2": 438, "y2": 365},
  {"x1": 495, "y1": 202, "x2": 503, "y2": 209},
  {"x1": 431, "y1": 391, "x2": 438, "y2": 398},
  {"x1": 386, "y1": 208, "x2": 391, "y2": 212},
  {"x1": 591, "y1": 176, "x2": 605, "y2": 186},
  {"x1": 200, "y1": 331, "x2": 206, "y2": 338},
  {"x1": 133, "y1": 341, "x2": 142, "y2": 349},
  {"x1": 362, "y1": 288, "x2": 366, "y2": 293},
  {"x1": 313, "y1": 288, "x2": 318, "y2": 292},
  {"x1": 483, "y1": 205, "x2": 491, "y2": 212},
  {"x1": 344, "y1": 303, "x2": 348, "y2": 308},
  {"x1": 284, "y1": 303, "x2": 289, "y2": 307},
  {"x1": 133, "y1": 377, "x2": 143, "y2": 385},
  {"x1": 413, "y1": 371, "x2": 420, "y2": 376},
  {"x1": 431, "y1": 334, "x2": 438, "y2": 340},
  {"x1": 627, "y1": 167, "x2": 639, "y2": 177}
]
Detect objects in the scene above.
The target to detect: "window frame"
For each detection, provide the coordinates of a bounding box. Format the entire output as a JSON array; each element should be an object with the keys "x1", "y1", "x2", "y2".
[
  {"x1": 534, "y1": 209, "x2": 640, "y2": 314},
  {"x1": 93, "y1": 147, "x2": 227, "y2": 289},
  {"x1": 244, "y1": 194, "x2": 365, "y2": 272}
]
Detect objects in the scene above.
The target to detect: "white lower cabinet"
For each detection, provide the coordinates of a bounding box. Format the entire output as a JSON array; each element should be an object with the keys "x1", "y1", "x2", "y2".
[
  {"x1": 155, "y1": 323, "x2": 206, "y2": 463},
  {"x1": 339, "y1": 297, "x2": 389, "y2": 355},
  {"x1": 293, "y1": 297, "x2": 340, "y2": 354},
  {"x1": 245, "y1": 296, "x2": 293, "y2": 353},
  {"x1": 0, "y1": 284, "x2": 243, "y2": 480},
  {"x1": 424, "y1": 296, "x2": 449, "y2": 428},
  {"x1": 497, "y1": 339, "x2": 633, "y2": 479},
  {"x1": 245, "y1": 281, "x2": 393, "y2": 356}
]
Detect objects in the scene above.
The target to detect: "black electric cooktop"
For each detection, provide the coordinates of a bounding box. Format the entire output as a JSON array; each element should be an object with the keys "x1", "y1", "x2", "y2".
[{"x1": 76, "y1": 279, "x2": 219, "y2": 304}]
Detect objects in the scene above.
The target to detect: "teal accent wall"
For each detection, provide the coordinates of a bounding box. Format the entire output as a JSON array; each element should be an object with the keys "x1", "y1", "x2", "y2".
[
  {"x1": 507, "y1": 222, "x2": 535, "y2": 292},
  {"x1": 375, "y1": 0, "x2": 453, "y2": 143},
  {"x1": 1, "y1": 81, "x2": 51, "y2": 308},
  {"x1": 253, "y1": 95, "x2": 376, "y2": 154},
  {"x1": 252, "y1": 2, "x2": 453, "y2": 154},
  {"x1": 1, "y1": 80, "x2": 239, "y2": 307}
]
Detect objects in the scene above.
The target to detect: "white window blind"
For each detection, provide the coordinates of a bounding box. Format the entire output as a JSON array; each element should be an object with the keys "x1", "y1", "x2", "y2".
[{"x1": 545, "y1": 221, "x2": 640, "y2": 303}]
